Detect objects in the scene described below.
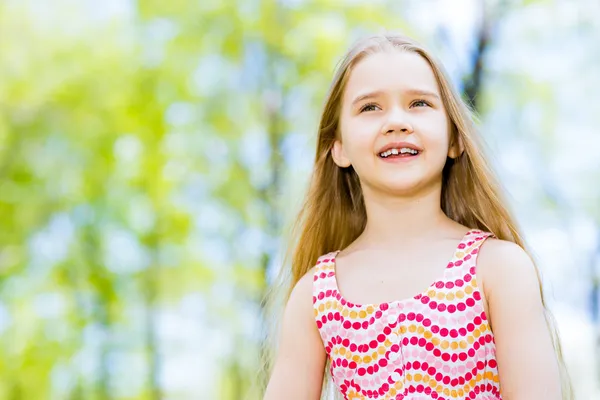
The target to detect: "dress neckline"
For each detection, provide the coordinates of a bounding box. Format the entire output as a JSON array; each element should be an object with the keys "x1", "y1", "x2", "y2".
[{"x1": 330, "y1": 229, "x2": 482, "y2": 309}]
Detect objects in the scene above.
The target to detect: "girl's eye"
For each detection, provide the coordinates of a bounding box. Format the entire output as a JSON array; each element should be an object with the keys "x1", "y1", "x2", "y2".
[
  {"x1": 411, "y1": 99, "x2": 430, "y2": 108},
  {"x1": 359, "y1": 103, "x2": 380, "y2": 113}
]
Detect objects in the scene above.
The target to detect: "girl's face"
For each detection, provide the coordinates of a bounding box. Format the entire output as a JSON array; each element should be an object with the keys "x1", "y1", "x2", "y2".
[{"x1": 333, "y1": 51, "x2": 459, "y2": 196}]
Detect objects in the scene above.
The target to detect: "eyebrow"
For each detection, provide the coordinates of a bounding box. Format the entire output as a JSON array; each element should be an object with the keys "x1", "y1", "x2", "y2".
[{"x1": 351, "y1": 89, "x2": 441, "y2": 107}]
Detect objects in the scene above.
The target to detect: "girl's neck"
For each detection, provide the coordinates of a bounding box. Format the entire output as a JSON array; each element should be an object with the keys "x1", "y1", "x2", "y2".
[{"x1": 357, "y1": 183, "x2": 460, "y2": 249}]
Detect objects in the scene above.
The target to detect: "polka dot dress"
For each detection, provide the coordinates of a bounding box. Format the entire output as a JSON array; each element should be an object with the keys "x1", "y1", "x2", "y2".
[{"x1": 312, "y1": 230, "x2": 501, "y2": 400}]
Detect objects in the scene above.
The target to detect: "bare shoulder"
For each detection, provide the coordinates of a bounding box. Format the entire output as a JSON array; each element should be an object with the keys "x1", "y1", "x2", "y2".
[
  {"x1": 477, "y1": 237, "x2": 542, "y2": 303},
  {"x1": 264, "y1": 265, "x2": 326, "y2": 399},
  {"x1": 476, "y1": 238, "x2": 562, "y2": 398},
  {"x1": 287, "y1": 265, "x2": 318, "y2": 313}
]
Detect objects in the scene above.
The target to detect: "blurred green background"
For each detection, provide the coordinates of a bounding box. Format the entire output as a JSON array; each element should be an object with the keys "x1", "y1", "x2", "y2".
[{"x1": 1, "y1": 0, "x2": 599, "y2": 399}]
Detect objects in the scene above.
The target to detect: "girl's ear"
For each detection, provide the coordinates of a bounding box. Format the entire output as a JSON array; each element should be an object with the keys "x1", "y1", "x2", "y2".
[
  {"x1": 331, "y1": 140, "x2": 352, "y2": 167},
  {"x1": 448, "y1": 130, "x2": 465, "y2": 159}
]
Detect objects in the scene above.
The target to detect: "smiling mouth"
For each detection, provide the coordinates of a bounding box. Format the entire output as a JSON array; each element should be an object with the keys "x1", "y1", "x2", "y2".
[{"x1": 378, "y1": 148, "x2": 421, "y2": 158}]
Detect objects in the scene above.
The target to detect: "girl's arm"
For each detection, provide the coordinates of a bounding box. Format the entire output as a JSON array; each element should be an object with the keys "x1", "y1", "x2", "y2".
[
  {"x1": 479, "y1": 239, "x2": 563, "y2": 400},
  {"x1": 264, "y1": 268, "x2": 327, "y2": 400}
]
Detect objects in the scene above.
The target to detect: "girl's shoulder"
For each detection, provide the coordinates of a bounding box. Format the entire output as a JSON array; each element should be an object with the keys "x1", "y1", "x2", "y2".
[{"x1": 476, "y1": 237, "x2": 540, "y2": 300}]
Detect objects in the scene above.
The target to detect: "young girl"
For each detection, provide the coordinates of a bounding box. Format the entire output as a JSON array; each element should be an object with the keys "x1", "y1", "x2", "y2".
[{"x1": 263, "y1": 33, "x2": 570, "y2": 400}]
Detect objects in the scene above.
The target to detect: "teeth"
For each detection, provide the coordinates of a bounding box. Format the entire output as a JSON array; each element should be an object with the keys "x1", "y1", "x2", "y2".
[{"x1": 379, "y1": 148, "x2": 419, "y2": 157}]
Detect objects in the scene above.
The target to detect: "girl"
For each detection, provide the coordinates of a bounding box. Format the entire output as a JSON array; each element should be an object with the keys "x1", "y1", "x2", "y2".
[{"x1": 263, "y1": 33, "x2": 571, "y2": 400}]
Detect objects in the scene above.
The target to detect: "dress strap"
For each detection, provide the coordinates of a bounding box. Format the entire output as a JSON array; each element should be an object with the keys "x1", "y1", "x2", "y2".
[
  {"x1": 446, "y1": 229, "x2": 495, "y2": 278},
  {"x1": 312, "y1": 252, "x2": 338, "y2": 306}
]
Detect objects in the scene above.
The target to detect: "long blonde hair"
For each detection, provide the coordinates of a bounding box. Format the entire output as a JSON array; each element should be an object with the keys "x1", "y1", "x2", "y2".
[{"x1": 262, "y1": 33, "x2": 572, "y2": 399}]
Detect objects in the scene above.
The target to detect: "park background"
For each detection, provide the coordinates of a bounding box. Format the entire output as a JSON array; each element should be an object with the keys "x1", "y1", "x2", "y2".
[{"x1": 1, "y1": 0, "x2": 599, "y2": 399}]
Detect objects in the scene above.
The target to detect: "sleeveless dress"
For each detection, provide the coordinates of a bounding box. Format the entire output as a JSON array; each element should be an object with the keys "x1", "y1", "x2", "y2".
[{"x1": 312, "y1": 230, "x2": 501, "y2": 400}]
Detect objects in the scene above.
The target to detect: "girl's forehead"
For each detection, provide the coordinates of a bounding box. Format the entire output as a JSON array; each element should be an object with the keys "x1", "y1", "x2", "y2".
[{"x1": 344, "y1": 51, "x2": 440, "y2": 100}]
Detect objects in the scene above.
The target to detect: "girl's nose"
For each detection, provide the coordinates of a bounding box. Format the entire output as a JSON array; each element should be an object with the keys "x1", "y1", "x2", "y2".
[{"x1": 381, "y1": 109, "x2": 414, "y2": 135}]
